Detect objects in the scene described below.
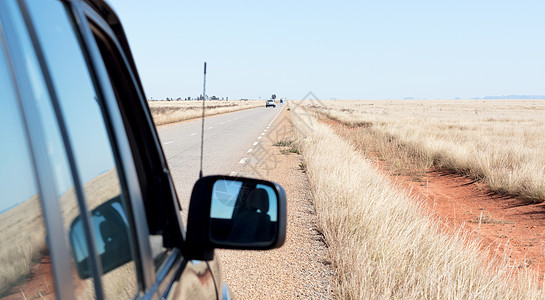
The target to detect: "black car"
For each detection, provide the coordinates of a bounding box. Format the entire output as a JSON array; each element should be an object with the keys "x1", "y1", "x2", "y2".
[{"x1": 0, "y1": 0, "x2": 286, "y2": 299}]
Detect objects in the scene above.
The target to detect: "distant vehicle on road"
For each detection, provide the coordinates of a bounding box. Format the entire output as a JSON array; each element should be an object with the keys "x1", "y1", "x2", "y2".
[{"x1": 266, "y1": 99, "x2": 276, "y2": 108}]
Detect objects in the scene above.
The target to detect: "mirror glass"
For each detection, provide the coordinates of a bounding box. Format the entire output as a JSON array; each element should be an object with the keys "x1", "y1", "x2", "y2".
[
  {"x1": 69, "y1": 196, "x2": 133, "y2": 279},
  {"x1": 209, "y1": 179, "x2": 278, "y2": 245}
]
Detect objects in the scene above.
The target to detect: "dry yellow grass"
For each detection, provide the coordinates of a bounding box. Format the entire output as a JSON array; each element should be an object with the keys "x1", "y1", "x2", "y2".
[
  {"x1": 149, "y1": 100, "x2": 264, "y2": 126},
  {"x1": 290, "y1": 104, "x2": 544, "y2": 299},
  {"x1": 301, "y1": 99, "x2": 545, "y2": 203},
  {"x1": 0, "y1": 168, "x2": 137, "y2": 298},
  {"x1": 0, "y1": 195, "x2": 47, "y2": 296}
]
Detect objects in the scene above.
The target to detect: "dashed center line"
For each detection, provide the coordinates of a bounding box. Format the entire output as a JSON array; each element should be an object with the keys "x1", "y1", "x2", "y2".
[
  {"x1": 239, "y1": 158, "x2": 247, "y2": 164},
  {"x1": 247, "y1": 149, "x2": 253, "y2": 153},
  {"x1": 261, "y1": 133, "x2": 265, "y2": 136},
  {"x1": 258, "y1": 136, "x2": 262, "y2": 140},
  {"x1": 190, "y1": 133, "x2": 197, "y2": 136},
  {"x1": 163, "y1": 141, "x2": 173, "y2": 145},
  {"x1": 208, "y1": 127, "x2": 213, "y2": 129},
  {"x1": 253, "y1": 142, "x2": 258, "y2": 146}
]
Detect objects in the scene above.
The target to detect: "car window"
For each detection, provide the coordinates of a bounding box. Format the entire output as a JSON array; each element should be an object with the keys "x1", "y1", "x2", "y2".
[
  {"x1": 88, "y1": 20, "x2": 175, "y2": 269},
  {"x1": 0, "y1": 0, "x2": 96, "y2": 297},
  {"x1": 25, "y1": 0, "x2": 139, "y2": 298},
  {"x1": 0, "y1": 32, "x2": 55, "y2": 298}
]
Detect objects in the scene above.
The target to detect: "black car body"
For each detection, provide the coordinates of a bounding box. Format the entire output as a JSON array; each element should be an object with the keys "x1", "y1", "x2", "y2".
[{"x1": 0, "y1": 0, "x2": 286, "y2": 299}]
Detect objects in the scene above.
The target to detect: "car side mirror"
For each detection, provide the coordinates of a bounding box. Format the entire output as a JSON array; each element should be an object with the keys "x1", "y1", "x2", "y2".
[
  {"x1": 68, "y1": 196, "x2": 133, "y2": 279},
  {"x1": 185, "y1": 176, "x2": 287, "y2": 260}
]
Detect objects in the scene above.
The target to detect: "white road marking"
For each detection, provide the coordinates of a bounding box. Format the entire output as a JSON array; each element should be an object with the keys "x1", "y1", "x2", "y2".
[
  {"x1": 247, "y1": 149, "x2": 253, "y2": 153},
  {"x1": 220, "y1": 122, "x2": 224, "y2": 125},
  {"x1": 253, "y1": 142, "x2": 258, "y2": 146},
  {"x1": 208, "y1": 127, "x2": 213, "y2": 129},
  {"x1": 258, "y1": 136, "x2": 262, "y2": 140},
  {"x1": 230, "y1": 171, "x2": 237, "y2": 176},
  {"x1": 239, "y1": 158, "x2": 247, "y2": 164},
  {"x1": 264, "y1": 129, "x2": 268, "y2": 132},
  {"x1": 163, "y1": 141, "x2": 173, "y2": 145},
  {"x1": 261, "y1": 133, "x2": 265, "y2": 136},
  {"x1": 190, "y1": 133, "x2": 197, "y2": 136},
  {"x1": 270, "y1": 106, "x2": 283, "y2": 125}
]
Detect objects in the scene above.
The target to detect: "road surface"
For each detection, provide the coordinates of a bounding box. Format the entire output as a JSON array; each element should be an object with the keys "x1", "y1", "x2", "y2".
[{"x1": 157, "y1": 105, "x2": 284, "y2": 224}]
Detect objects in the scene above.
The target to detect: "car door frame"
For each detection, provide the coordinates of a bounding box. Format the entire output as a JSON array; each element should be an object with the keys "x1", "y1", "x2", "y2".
[
  {"x1": 66, "y1": 0, "x2": 198, "y2": 298},
  {"x1": 1, "y1": 0, "x2": 212, "y2": 298},
  {"x1": 0, "y1": 1, "x2": 82, "y2": 298},
  {"x1": 66, "y1": 0, "x2": 157, "y2": 291},
  {"x1": 2, "y1": 0, "x2": 171, "y2": 298}
]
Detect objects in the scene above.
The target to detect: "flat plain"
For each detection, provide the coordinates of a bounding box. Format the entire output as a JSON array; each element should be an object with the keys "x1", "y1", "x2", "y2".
[
  {"x1": 291, "y1": 99, "x2": 545, "y2": 298},
  {"x1": 148, "y1": 100, "x2": 264, "y2": 126}
]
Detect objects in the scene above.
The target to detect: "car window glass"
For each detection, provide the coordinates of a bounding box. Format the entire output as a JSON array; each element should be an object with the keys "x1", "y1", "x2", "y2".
[
  {"x1": 26, "y1": 0, "x2": 138, "y2": 298},
  {"x1": 89, "y1": 23, "x2": 170, "y2": 268},
  {"x1": 0, "y1": 0, "x2": 95, "y2": 296},
  {"x1": 0, "y1": 33, "x2": 55, "y2": 298}
]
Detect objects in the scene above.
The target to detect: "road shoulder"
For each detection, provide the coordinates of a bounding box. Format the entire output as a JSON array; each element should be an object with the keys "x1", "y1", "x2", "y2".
[{"x1": 217, "y1": 107, "x2": 333, "y2": 299}]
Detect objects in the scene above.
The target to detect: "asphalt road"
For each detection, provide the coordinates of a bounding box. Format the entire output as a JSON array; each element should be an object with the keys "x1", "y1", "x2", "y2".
[{"x1": 157, "y1": 104, "x2": 284, "y2": 224}]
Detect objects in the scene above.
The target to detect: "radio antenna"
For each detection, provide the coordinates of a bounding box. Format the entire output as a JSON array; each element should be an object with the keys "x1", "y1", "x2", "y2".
[{"x1": 199, "y1": 62, "x2": 206, "y2": 178}]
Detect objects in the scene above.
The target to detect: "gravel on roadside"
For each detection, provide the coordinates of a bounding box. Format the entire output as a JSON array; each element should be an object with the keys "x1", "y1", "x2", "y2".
[{"x1": 217, "y1": 108, "x2": 334, "y2": 299}]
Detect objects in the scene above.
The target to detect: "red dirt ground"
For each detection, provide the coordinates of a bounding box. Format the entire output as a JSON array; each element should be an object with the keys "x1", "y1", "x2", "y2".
[
  {"x1": 3, "y1": 255, "x2": 55, "y2": 299},
  {"x1": 391, "y1": 169, "x2": 545, "y2": 277},
  {"x1": 4, "y1": 248, "x2": 91, "y2": 298},
  {"x1": 326, "y1": 120, "x2": 545, "y2": 281}
]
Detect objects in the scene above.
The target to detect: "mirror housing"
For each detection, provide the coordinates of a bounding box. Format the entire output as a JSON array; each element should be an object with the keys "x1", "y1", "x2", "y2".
[
  {"x1": 185, "y1": 176, "x2": 287, "y2": 260},
  {"x1": 68, "y1": 196, "x2": 133, "y2": 279}
]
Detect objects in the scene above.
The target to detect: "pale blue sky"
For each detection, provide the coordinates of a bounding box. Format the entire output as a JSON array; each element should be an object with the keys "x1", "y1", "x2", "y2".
[{"x1": 107, "y1": 0, "x2": 545, "y2": 100}]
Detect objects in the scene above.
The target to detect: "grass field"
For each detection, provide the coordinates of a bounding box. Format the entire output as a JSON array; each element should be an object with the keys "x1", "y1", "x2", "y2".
[
  {"x1": 0, "y1": 194, "x2": 47, "y2": 296},
  {"x1": 290, "y1": 101, "x2": 545, "y2": 298},
  {"x1": 149, "y1": 100, "x2": 264, "y2": 126},
  {"x1": 301, "y1": 99, "x2": 545, "y2": 203}
]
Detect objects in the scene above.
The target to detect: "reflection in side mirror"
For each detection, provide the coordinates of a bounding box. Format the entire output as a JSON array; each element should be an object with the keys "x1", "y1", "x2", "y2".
[
  {"x1": 69, "y1": 196, "x2": 132, "y2": 279},
  {"x1": 209, "y1": 179, "x2": 278, "y2": 246},
  {"x1": 186, "y1": 175, "x2": 286, "y2": 260}
]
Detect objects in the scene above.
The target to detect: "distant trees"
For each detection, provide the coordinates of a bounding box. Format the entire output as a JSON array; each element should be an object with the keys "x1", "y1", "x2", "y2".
[
  {"x1": 271, "y1": 94, "x2": 277, "y2": 100},
  {"x1": 156, "y1": 95, "x2": 231, "y2": 101}
]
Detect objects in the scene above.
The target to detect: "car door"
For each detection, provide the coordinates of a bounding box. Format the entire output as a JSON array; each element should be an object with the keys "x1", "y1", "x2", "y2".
[
  {"x1": 0, "y1": 0, "x2": 220, "y2": 298},
  {"x1": 0, "y1": 17, "x2": 63, "y2": 299},
  {"x1": 70, "y1": 1, "x2": 222, "y2": 298}
]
